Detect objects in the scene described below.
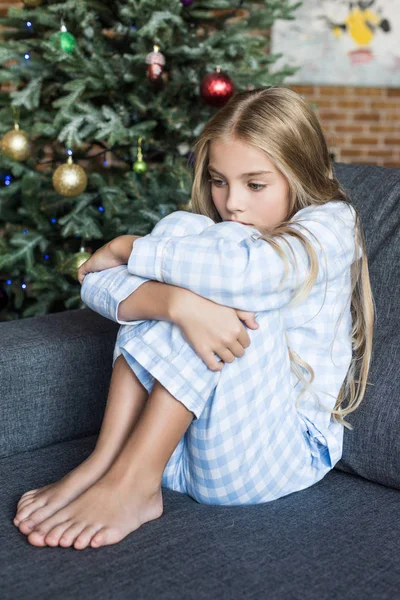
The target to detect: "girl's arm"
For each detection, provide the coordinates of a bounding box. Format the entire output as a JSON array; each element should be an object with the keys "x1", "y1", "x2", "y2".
[
  {"x1": 109, "y1": 235, "x2": 142, "y2": 263},
  {"x1": 125, "y1": 202, "x2": 360, "y2": 312},
  {"x1": 79, "y1": 234, "x2": 146, "y2": 324},
  {"x1": 77, "y1": 235, "x2": 142, "y2": 285},
  {"x1": 117, "y1": 279, "x2": 185, "y2": 323},
  {"x1": 80, "y1": 264, "x2": 186, "y2": 325},
  {"x1": 80, "y1": 265, "x2": 151, "y2": 325}
]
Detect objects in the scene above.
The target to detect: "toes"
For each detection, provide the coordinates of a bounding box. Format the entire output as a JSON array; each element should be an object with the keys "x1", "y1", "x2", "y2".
[
  {"x1": 90, "y1": 528, "x2": 108, "y2": 547},
  {"x1": 90, "y1": 527, "x2": 123, "y2": 548},
  {"x1": 17, "y1": 496, "x2": 37, "y2": 511},
  {"x1": 27, "y1": 519, "x2": 70, "y2": 547},
  {"x1": 18, "y1": 519, "x2": 38, "y2": 535},
  {"x1": 16, "y1": 496, "x2": 46, "y2": 519},
  {"x1": 18, "y1": 498, "x2": 67, "y2": 534},
  {"x1": 18, "y1": 507, "x2": 52, "y2": 534},
  {"x1": 15, "y1": 499, "x2": 47, "y2": 529},
  {"x1": 71, "y1": 525, "x2": 102, "y2": 550},
  {"x1": 27, "y1": 531, "x2": 48, "y2": 547},
  {"x1": 14, "y1": 499, "x2": 37, "y2": 526},
  {"x1": 26, "y1": 507, "x2": 71, "y2": 541},
  {"x1": 17, "y1": 491, "x2": 37, "y2": 508},
  {"x1": 44, "y1": 521, "x2": 74, "y2": 547},
  {"x1": 19, "y1": 489, "x2": 39, "y2": 500},
  {"x1": 57, "y1": 522, "x2": 87, "y2": 548}
]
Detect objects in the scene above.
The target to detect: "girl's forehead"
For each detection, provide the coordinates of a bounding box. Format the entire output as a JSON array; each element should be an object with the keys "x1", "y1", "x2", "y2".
[{"x1": 208, "y1": 140, "x2": 277, "y2": 172}]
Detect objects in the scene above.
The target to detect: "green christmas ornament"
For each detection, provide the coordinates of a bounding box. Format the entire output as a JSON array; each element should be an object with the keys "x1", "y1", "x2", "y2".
[
  {"x1": 60, "y1": 31, "x2": 77, "y2": 52},
  {"x1": 133, "y1": 160, "x2": 147, "y2": 174},
  {"x1": 50, "y1": 24, "x2": 77, "y2": 53},
  {"x1": 133, "y1": 137, "x2": 147, "y2": 174}
]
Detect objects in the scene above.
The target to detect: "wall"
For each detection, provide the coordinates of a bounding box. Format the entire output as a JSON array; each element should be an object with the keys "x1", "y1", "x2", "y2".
[{"x1": 290, "y1": 85, "x2": 400, "y2": 168}]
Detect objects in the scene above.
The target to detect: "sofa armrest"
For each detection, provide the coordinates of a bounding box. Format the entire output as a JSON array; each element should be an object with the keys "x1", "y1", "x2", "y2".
[{"x1": 0, "y1": 308, "x2": 118, "y2": 459}]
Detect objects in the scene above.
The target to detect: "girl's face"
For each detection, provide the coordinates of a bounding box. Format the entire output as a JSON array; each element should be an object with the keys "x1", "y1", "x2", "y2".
[{"x1": 208, "y1": 138, "x2": 290, "y2": 233}]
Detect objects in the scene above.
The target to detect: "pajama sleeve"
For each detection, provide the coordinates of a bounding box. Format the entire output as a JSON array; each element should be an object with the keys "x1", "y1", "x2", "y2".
[
  {"x1": 126, "y1": 202, "x2": 361, "y2": 312},
  {"x1": 80, "y1": 264, "x2": 150, "y2": 326}
]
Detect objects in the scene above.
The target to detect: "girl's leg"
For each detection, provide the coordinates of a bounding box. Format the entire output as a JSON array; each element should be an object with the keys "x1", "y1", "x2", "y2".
[
  {"x1": 14, "y1": 354, "x2": 150, "y2": 529},
  {"x1": 182, "y1": 308, "x2": 343, "y2": 506},
  {"x1": 15, "y1": 211, "x2": 214, "y2": 532},
  {"x1": 21, "y1": 378, "x2": 195, "y2": 549}
]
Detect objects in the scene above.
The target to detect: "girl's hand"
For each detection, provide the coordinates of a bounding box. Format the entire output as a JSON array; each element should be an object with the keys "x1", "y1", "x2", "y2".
[
  {"x1": 77, "y1": 240, "x2": 124, "y2": 285},
  {"x1": 171, "y1": 289, "x2": 259, "y2": 372}
]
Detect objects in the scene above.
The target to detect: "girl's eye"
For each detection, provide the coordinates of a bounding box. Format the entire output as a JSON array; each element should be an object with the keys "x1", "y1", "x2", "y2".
[
  {"x1": 208, "y1": 178, "x2": 265, "y2": 192},
  {"x1": 248, "y1": 183, "x2": 265, "y2": 191},
  {"x1": 208, "y1": 178, "x2": 225, "y2": 187}
]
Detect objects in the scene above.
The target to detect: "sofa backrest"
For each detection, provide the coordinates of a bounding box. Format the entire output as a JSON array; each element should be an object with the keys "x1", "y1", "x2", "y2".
[
  {"x1": 0, "y1": 307, "x2": 119, "y2": 458},
  {"x1": 332, "y1": 163, "x2": 400, "y2": 489}
]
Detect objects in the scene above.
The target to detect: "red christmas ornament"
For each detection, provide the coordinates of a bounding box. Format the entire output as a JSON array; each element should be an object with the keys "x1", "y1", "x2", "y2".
[
  {"x1": 146, "y1": 44, "x2": 166, "y2": 82},
  {"x1": 200, "y1": 68, "x2": 235, "y2": 107}
]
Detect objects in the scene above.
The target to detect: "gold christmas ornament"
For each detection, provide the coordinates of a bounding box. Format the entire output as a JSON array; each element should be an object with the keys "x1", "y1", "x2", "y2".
[
  {"x1": 59, "y1": 245, "x2": 92, "y2": 279},
  {"x1": 0, "y1": 124, "x2": 32, "y2": 161},
  {"x1": 52, "y1": 155, "x2": 88, "y2": 197},
  {"x1": 70, "y1": 247, "x2": 92, "y2": 279}
]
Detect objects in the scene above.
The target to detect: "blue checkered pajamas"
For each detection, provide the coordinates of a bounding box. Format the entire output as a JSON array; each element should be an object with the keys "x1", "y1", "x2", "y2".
[{"x1": 81, "y1": 202, "x2": 360, "y2": 506}]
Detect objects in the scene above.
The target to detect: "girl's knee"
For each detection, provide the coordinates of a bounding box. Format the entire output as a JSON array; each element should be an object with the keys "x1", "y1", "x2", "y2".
[{"x1": 151, "y1": 210, "x2": 214, "y2": 238}]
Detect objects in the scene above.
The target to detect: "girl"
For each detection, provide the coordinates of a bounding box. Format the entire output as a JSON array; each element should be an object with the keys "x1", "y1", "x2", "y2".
[{"x1": 13, "y1": 86, "x2": 374, "y2": 551}]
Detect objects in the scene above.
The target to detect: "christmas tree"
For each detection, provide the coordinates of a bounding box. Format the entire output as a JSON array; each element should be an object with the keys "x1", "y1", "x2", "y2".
[{"x1": 0, "y1": 0, "x2": 301, "y2": 321}]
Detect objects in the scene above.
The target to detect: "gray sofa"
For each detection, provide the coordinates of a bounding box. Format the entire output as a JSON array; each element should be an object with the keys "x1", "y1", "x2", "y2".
[{"x1": 1, "y1": 163, "x2": 399, "y2": 600}]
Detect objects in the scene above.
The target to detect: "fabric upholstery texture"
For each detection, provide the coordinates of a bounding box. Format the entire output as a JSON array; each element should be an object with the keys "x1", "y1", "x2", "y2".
[
  {"x1": 1, "y1": 434, "x2": 400, "y2": 599},
  {"x1": 332, "y1": 163, "x2": 400, "y2": 489}
]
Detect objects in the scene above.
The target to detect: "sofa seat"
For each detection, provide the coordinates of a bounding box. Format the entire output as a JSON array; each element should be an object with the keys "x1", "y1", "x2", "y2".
[{"x1": 1, "y1": 433, "x2": 399, "y2": 599}]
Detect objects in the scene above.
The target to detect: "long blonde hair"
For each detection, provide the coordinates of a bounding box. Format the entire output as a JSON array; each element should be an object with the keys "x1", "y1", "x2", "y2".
[{"x1": 189, "y1": 86, "x2": 375, "y2": 430}]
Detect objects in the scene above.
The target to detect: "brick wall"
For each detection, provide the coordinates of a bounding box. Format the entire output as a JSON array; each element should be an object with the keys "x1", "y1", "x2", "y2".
[
  {"x1": 0, "y1": 1, "x2": 17, "y2": 15},
  {"x1": 2, "y1": 1, "x2": 399, "y2": 167},
  {"x1": 290, "y1": 85, "x2": 400, "y2": 168}
]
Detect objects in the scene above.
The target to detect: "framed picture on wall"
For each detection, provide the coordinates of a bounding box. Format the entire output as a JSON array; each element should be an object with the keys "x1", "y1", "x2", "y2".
[{"x1": 271, "y1": 0, "x2": 400, "y2": 87}]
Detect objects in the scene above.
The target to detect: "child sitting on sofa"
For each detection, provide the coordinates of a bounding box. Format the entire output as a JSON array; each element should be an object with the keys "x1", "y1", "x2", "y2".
[{"x1": 13, "y1": 86, "x2": 374, "y2": 550}]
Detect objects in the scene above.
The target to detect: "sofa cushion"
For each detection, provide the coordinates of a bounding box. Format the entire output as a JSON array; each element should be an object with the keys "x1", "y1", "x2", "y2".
[
  {"x1": 333, "y1": 163, "x2": 400, "y2": 489},
  {"x1": 0, "y1": 308, "x2": 118, "y2": 459},
  {"x1": 2, "y1": 435, "x2": 400, "y2": 598}
]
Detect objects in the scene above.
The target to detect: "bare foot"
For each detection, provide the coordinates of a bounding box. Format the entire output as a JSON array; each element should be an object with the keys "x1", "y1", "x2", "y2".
[
  {"x1": 14, "y1": 453, "x2": 114, "y2": 535},
  {"x1": 23, "y1": 472, "x2": 163, "y2": 550}
]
